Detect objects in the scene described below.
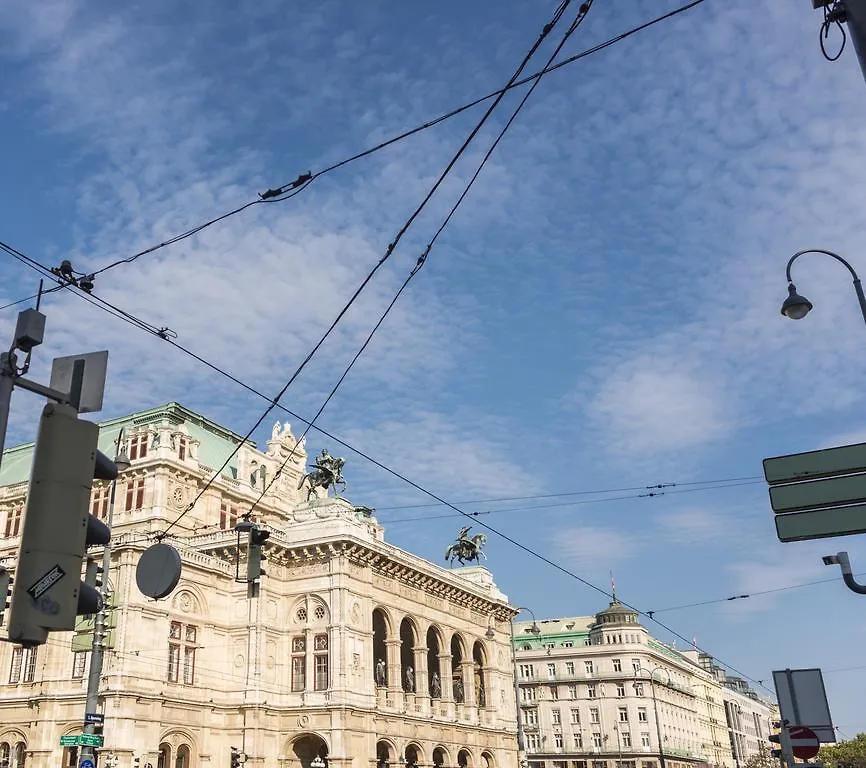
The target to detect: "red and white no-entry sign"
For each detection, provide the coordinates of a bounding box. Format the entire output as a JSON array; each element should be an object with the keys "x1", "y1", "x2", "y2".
[{"x1": 789, "y1": 725, "x2": 820, "y2": 760}]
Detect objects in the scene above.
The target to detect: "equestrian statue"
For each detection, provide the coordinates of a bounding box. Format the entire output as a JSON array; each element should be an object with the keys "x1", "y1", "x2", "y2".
[
  {"x1": 298, "y1": 448, "x2": 346, "y2": 500},
  {"x1": 445, "y1": 526, "x2": 487, "y2": 566}
]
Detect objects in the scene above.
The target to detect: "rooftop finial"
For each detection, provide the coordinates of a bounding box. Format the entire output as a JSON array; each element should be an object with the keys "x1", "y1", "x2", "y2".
[{"x1": 610, "y1": 570, "x2": 617, "y2": 602}]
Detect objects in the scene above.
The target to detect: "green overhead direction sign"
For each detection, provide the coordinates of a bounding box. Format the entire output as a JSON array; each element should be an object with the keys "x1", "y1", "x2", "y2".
[{"x1": 764, "y1": 442, "x2": 866, "y2": 543}]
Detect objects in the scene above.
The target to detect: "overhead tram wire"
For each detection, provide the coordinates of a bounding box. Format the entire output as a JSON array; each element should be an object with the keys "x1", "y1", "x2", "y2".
[
  {"x1": 0, "y1": 242, "x2": 771, "y2": 691},
  {"x1": 375, "y1": 475, "x2": 764, "y2": 511},
  {"x1": 381, "y1": 480, "x2": 764, "y2": 524},
  {"x1": 73, "y1": 0, "x2": 709, "y2": 281},
  {"x1": 158, "y1": 0, "x2": 579, "y2": 537}
]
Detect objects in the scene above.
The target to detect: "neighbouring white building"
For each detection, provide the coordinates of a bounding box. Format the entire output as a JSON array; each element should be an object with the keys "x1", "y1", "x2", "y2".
[
  {"x1": 0, "y1": 402, "x2": 519, "y2": 768},
  {"x1": 512, "y1": 598, "x2": 776, "y2": 768}
]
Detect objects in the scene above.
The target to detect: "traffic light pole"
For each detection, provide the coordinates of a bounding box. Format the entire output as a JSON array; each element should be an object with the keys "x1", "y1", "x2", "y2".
[{"x1": 79, "y1": 430, "x2": 125, "y2": 768}]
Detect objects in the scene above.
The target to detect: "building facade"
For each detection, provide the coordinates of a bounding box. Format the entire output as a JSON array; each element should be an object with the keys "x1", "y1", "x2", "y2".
[
  {"x1": 0, "y1": 403, "x2": 518, "y2": 768},
  {"x1": 512, "y1": 600, "x2": 775, "y2": 768}
]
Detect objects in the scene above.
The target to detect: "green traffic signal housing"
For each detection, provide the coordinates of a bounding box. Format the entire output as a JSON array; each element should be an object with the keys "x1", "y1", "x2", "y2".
[
  {"x1": 6, "y1": 403, "x2": 119, "y2": 647},
  {"x1": 247, "y1": 527, "x2": 270, "y2": 583}
]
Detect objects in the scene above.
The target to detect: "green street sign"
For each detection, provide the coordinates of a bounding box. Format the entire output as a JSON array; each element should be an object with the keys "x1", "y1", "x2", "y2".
[
  {"x1": 764, "y1": 442, "x2": 866, "y2": 543},
  {"x1": 59, "y1": 735, "x2": 104, "y2": 748}
]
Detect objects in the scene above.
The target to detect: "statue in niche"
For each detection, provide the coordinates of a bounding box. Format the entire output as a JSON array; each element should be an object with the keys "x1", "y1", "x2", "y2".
[
  {"x1": 271, "y1": 421, "x2": 282, "y2": 440},
  {"x1": 375, "y1": 658, "x2": 387, "y2": 687},
  {"x1": 404, "y1": 665, "x2": 415, "y2": 692},
  {"x1": 476, "y1": 678, "x2": 485, "y2": 707},
  {"x1": 282, "y1": 421, "x2": 293, "y2": 438},
  {"x1": 430, "y1": 671, "x2": 441, "y2": 698},
  {"x1": 453, "y1": 676, "x2": 465, "y2": 703}
]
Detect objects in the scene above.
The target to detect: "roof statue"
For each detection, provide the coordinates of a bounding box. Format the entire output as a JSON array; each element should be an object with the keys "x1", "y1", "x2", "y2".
[
  {"x1": 298, "y1": 448, "x2": 346, "y2": 500},
  {"x1": 445, "y1": 526, "x2": 486, "y2": 566}
]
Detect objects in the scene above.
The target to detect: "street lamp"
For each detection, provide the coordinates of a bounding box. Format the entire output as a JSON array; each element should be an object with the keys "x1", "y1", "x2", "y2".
[
  {"x1": 509, "y1": 607, "x2": 540, "y2": 768},
  {"x1": 634, "y1": 666, "x2": 671, "y2": 768},
  {"x1": 781, "y1": 248, "x2": 866, "y2": 323}
]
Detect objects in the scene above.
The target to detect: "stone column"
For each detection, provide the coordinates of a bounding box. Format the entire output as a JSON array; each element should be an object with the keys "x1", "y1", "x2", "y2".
[
  {"x1": 413, "y1": 644, "x2": 429, "y2": 713},
  {"x1": 386, "y1": 638, "x2": 402, "y2": 698},
  {"x1": 438, "y1": 651, "x2": 454, "y2": 718}
]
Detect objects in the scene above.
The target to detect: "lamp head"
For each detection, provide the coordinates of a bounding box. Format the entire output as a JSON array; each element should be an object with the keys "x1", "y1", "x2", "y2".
[
  {"x1": 114, "y1": 451, "x2": 131, "y2": 472},
  {"x1": 530, "y1": 622, "x2": 540, "y2": 636},
  {"x1": 485, "y1": 626, "x2": 495, "y2": 640},
  {"x1": 781, "y1": 283, "x2": 813, "y2": 320}
]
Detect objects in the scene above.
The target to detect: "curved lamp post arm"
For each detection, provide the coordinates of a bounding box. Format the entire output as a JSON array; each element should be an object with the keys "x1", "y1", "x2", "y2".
[
  {"x1": 785, "y1": 249, "x2": 866, "y2": 324},
  {"x1": 823, "y1": 551, "x2": 866, "y2": 595}
]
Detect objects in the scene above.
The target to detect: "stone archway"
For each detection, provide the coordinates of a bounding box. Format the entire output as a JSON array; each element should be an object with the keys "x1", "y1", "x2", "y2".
[{"x1": 291, "y1": 734, "x2": 328, "y2": 768}]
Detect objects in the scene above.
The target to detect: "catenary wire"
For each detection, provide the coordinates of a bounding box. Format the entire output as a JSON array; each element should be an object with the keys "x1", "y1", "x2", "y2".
[
  {"x1": 67, "y1": 0, "x2": 708, "y2": 281},
  {"x1": 380, "y1": 480, "x2": 764, "y2": 524},
  {"x1": 376, "y1": 475, "x2": 763, "y2": 512},
  {"x1": 645, "y1": 572, "x2": 866, "y2": 616},
  {"x1": 158, "y1": 0, "x2": 578, "y2": 537}
]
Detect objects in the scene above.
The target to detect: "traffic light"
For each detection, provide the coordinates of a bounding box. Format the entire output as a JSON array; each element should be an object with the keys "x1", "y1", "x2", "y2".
[
  {"x1": 247, "y1": 527, "x2": 270, "y2": 582},
  {"x1": 6, "y1": 403, "x2": 118, "y2": 646},
  {"x1": 770, "y1": 721, "x2": 784, "y2": 761},
  {"x1": 230, "y1": 747, "x2": 242, "y2": 768},
  {"x1": 84, "y1": 557, "x2": 105, "y2": 596},
  {"x1": 133, "y1": 755, "x2": 140, "y2": 768}
]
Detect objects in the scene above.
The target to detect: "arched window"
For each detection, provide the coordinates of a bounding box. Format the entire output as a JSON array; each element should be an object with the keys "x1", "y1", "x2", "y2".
[
  {"x1": 427, "y1": 626, "x2": 443, "y2": 698},
  {"x1": 458, "y1": 749, "x2": 472, "y2": 767},
  {"x1": 372, "y1": 608, "x2": 389, "y2": 687},
  {"x1": 399, "y1": 618, "x2": 416, "y2": 692},
  {"x1": 157, "y1": 743, "x2": 171, "y2": 768},
  {"x1": 290, "y1": 597, "x2": 331, "y2": 692},
  {"x1": 451, "y1": 634, "x2": 465, "y2": 703},
  {"x1": 13, "y1": 743, "x2": 24, "y2": 768},
  {"x1": 375, "y1": 741, "x2": 392, "y2": 768},
  {"x1": 432, "y1": 747, "x2": 448, "y2": 768},
  {"x1": 175, "y1": 744, "x2": 190, "y2": 768},
  {"x1": 61, "y1": 746, "x2": 78, "y2": 768},
  {"x1": 0, "y1": 743, "x2": 10, "y2": 768}
]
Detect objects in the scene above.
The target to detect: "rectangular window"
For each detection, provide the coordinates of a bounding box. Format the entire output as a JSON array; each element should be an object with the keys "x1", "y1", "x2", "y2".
[
  {"x1": 125, "y1": 477, "x2": 145, "y2": 511},
  {"x1": 619, "y1": 707, "x2": 629, "y2": 722},
  {"x1": 314, "y1": 633, "x2": 329, "y2": 690},
  {"x1": 622, "y1": 732, "x2": 632, "y2": 748},
  {"x1": 585, "y1": 661, "x2": 594, "y2": 675},
  {"x1": 91, "y1": 485, "x2": 110, "y2": 520},
  {"x1": 590, "y1": 707, "x2": 600, "y2": 724},
  {"x1": 72, "y1": 651, "x2": 88, "y2": 679},
  {"x1": 23, "y1": 648, "x2": 37, "y2": 682},
  {"x1": 177, "y1": 436, "x2": 188, "y2": 460},
  {"x1": 592, "y1": 733, "x2": 603, "y2": 748},
  {"x1": 617, "y1": 684, "x2": 626, "y2": 697},
  {"x1": 568, "y1": 684, "x2": 578, "y2": 699},
  {"x1": 574, "y1": 733, "x2": 583, "y2": 749},
  {"x1": 571, "y1": 708, "x2": 581, "y2": 724},
  {"x1": 641, "y1": 733, "x2": 651, "y2": 747},
  {"x1": 4, "y1": 505, "x2": 22, "y2": 538},
  {"x1": 563, "y1": 641, "x2": 574, "y2": 648},
  {"x1": 632, "y1": 659, "x2": 641, "y2": 673},
  {"x1": 548, "y1": 663, "x2": 557, "y2": 679},
  {"x1": 522, "y1": 686, "x2": 537, "y2": 702},
  {"x1": 524, "y1": 708, "x2": 538, "y2": 726},
  {"x1": 527, "y1": 734, "x2": 540, "y2": 751},
  {"x1": 550, "y1": 685, "x2": 559, "y2": 700},
  {"x1": 555, "y1": 734, "x2": 564, "y2": 749},
  {"x1": 9, "y1": 647, "x2": 22, "y2": 683},
  {"x1": 566, "y1": 661, "x2": 575, "y2": 675},
  {"x1": 168, "y1": 621, "x2": 196, "y2": 684},
  {"x1": 291, "y1": 636, "x2": 306, "y2": 692},
  {"x1": 638, "y1": 708, "x2": 648, "y2": 722},
  {"x1": 552, "y1": 709, "x2": 561, "y2": 725},
  {"x1": 520, "y1": 663, "x2": 534, "y2": 679},
  {"x1": 634, "y1": 683, "x2": 645, "y2": 697},
  {"x1": 128, "y1": 433, "x2": 148, "y2": 460},
  {"x1": 613, "y1": 658, "x2": 622, "y2": 672},
  {"x1": 220, "y1": 502, "x2": 239, "y2": 530},
  {"x1": 588, "y1": 684, "x2": 597, "y2": 698}
]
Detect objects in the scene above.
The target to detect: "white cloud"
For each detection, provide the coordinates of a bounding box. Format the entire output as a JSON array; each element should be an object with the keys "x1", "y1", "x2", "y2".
[
  {"x1": 553, "y1": 525, "x2": 641, "y2": 574},
  {"x1": 655, "y1": 507, "x2": 726, "y2": 545}
]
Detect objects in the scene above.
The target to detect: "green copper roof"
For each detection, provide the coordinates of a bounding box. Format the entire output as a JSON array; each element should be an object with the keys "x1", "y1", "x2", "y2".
[{"x1": 0, "y1": 401, "x2": 253, "y2": 488}]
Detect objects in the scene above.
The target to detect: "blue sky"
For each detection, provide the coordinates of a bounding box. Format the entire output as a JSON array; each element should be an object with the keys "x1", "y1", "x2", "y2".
[{"x1": 3, "y1": 0, "x2": 866, "y2": 735}]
